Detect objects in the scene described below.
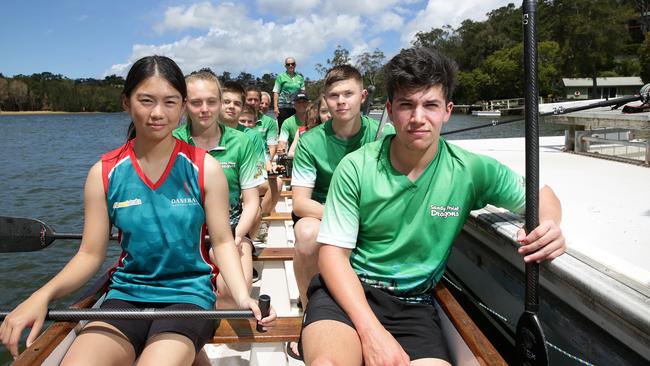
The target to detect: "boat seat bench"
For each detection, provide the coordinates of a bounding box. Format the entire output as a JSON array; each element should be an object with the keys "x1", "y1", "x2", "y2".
[
  {"x1": 253, "y1": 247, "x2": 294, "y2": 261},
  {"x1": 210, "y1": 316, "x2": 302, "y2": 343}
]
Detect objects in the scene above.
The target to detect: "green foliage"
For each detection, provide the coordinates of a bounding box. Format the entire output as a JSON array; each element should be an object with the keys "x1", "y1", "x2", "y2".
[
  {"x1": 639, "y1": 33, "x2": 650, "y2": 82},
  {"x1": 315, "y1": 45, "x2": 352, "y2": 77}
]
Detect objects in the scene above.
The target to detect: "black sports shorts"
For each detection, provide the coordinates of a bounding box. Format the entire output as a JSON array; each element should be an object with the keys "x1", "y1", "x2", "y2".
[
  {"x1": 98, "y1": 299, "x2": 216, "y2": 355},
  {"x1": 301, "y1": 274, "x2": 450, "y2": 362}
]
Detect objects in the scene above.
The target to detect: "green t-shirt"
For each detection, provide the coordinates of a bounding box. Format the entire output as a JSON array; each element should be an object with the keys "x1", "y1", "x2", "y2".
[
  {"x1": 291, "y1": 115, "x2": 395, "y2": 203},
  {"x1": 172, "y1": 123, "x2": 265, "y2": 226},
  {"x1": 318, "y1": 136, "x2": 526, "y2": 300},
  {"x1": 278, "y1": 114, "x2": 304, "y2": 148},
  {"x1": 234, "y1": 124, "x2": 268, "y2": 174},
  {"x1": 273, "y1": 72, "x2": 305, "y2": 109},
  {"x1": 255, "y1": 113, "x2": 279, "y2": 152}
]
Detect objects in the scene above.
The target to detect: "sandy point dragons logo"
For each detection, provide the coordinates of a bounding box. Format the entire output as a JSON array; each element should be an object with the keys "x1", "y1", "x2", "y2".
[{"x1": 430, "y1": 204, "x2": 460, "y2": 218}]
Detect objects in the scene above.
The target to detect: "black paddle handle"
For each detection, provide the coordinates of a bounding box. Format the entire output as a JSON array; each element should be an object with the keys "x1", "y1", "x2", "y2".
[
  {"x1": 523, "y1": 0, "x2": 540, "y2": 313},
  {"x1": 0, "y1": 309, "x2": 254, "y2": 321},
  {"x1": 256, "y1": 294, "x2": 271, "y2": 332}
]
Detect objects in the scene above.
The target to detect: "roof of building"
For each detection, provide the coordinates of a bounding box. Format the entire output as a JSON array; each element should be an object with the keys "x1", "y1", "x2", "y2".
[{"x1": 562, "y1": 77, "x2": 643, "y2": 87}]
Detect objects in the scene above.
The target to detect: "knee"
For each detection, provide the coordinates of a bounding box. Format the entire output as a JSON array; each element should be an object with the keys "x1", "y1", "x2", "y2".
[
  {"x1": 295, "y1": 221, "x2": 319, "y2": 244},
  {"x1": 294, "y1": 230, "x2": 319, "y2": 258},
  {"x1": 309, "y1": 357, "x2": 338, "y2": 366}
]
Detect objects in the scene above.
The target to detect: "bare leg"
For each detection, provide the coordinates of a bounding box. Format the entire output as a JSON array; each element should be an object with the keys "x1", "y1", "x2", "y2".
[
  {"x1": 292, "y1": 217, "x2": 321, "y2": 308},
  {"x1": 411, "y1": 359, "x2": 452, "y2": 366},
  {"x1": 302, "y1": 320, "x2": 362, "y2": 366},
  {"x1": 137, "y1": 332, "x2": 196, "y2": 366},
  {"x1": 216, "y1": 238, "x2": 254, "y2": 308},
  {"x1": 61, "y1": 321, "x2": 136, "y2": 366}
]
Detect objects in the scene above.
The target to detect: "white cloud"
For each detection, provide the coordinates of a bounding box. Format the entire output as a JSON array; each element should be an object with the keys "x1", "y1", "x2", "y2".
[
  {"x1": 106, "y1": 0, "x2": 517, "y2": 77},
  {"x1": 255, "y1": 0, "x2": 320, "y2": 16},
  {"x1": 401, "y1": 0, "x2": 514, "y2": 44},
  {"x1": 154, "y1": 1, "x2": 247, "y2": 33},
  {"x1": 372, "y1": 12, "x2": 404, "y2": 32},
  {"x1": 107, "y1": 3, "x2": 365, "y2": 77}
]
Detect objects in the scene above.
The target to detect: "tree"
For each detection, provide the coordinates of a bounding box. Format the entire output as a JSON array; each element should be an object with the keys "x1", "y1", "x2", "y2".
[
  {"x1": 0, "y1": 78, "x2": 8, "y2": 110},
  {"x1": 355, "y1": 49, "x2": 385, "y2": 86},
  {"x1": 315, "y1": 45, "x2": 351, "y2": 77},
  {"x1": 8, "y1": 79, "x2": 28, "y2": 110},
  {"x1": 639, "y1": 33, "x2": 650, "y2": 82},
  {"x1": 546, "y1": 0, "x2": 636, "y2": 98}
]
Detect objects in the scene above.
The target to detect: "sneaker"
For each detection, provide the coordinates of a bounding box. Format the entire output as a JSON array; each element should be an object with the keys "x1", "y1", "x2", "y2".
[
  {"x1": 257, "y1": 222, "x2": 269, "y2": 242},
  {"x1": 252, "y1": 268, "x2": 260, "y2": 283}
]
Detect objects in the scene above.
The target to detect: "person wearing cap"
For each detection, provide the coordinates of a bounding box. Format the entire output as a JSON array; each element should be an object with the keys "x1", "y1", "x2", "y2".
[
  {"x1": 277, "y1": 92, "x2": 309, "y2": 154},
  {"x1": 273, "y1": 57, "x2": 305, "y2": 128}
]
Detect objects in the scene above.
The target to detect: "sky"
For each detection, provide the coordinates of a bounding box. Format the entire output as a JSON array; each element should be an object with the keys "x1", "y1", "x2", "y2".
[{"x1": 0, "y1": 0, "x2": 515, "y2": 80}]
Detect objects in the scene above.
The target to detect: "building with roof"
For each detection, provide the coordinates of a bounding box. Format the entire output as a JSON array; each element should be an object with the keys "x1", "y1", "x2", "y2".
[{"x1": 562, "y1": 77, "x2": 643, "y2": 100}]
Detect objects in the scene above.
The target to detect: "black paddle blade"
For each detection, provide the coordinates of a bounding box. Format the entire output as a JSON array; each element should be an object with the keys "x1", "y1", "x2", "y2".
[
  {"x1": 0, "y1": 216, "x2": 55, "y2": 253},
  {"x1": 516, "y1": 311, "x2": 548, "y2": 366}
]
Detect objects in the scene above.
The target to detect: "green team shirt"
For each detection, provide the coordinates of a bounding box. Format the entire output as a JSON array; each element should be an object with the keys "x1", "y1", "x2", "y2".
[
  {"x1": 235, "y1": 124, "x2": 268, "y2": 177},
  {"x1": 254, "y1": 113, "x2": 279, "y2": 154},
  {"x1": 291, "y1": 115, "x2": 395, "y2": 204},
  {"x1": 273, "y1": 71, "x2": 305, "y2": 109},
  {"x1": 172, "y1": 123, "x2": 265, "y2": 226},
  {"x1": 278, "y1": 114, "x2": 304, "y2": 148},
  {"x1": 318, "y1": 136, "x2": 526, "y2": 300}
]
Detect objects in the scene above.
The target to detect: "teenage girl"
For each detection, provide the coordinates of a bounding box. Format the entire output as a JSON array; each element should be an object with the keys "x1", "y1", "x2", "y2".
[{"x1": 0, "y1": 56, "x2": 275, "y2": 365}]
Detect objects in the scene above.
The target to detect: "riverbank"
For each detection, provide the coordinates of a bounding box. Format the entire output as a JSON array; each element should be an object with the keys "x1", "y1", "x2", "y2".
[{"x1": 0, "y1": 111, "x2": 102, "y2": 115}]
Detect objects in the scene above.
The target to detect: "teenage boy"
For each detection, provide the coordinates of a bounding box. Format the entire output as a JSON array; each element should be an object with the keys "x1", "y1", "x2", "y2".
[
  {"x1": 277, "y1": 93, "x2": 309, "y2": 154},
  {"x1": 220, "y1": 81, "x2": 267, "y2": 178},
  {"x1": 245, "y1": 85, "x2": 279, "y2": 162},
  {"x1": 300, "y1": 47, "x2": 566, "y2": 365},
  {"x1": 290, "y1": 65, "x2": 395, "y2": 310}
]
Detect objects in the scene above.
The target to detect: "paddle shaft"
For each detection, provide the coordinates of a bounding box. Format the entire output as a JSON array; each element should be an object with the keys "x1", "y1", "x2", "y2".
[
  {"x1": 442, "y1": 93, "x2": 644, "y2": 137},
  {"x1": 517, "y1": 2, "x2": 549, "y2": 365},
  {"x1": 0, "y1": 309, "x2": 254, "y2": 321}
]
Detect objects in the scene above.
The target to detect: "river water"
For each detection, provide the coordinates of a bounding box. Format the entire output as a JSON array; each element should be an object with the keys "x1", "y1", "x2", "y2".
[{"x1": 0, "y1": 112, "x2": 565, "y2": 364}]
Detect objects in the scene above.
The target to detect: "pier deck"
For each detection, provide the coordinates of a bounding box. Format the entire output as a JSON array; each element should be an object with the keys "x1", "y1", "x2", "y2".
[{"x1": 450, "y1": 136, "x2": 650, "y2": 295}]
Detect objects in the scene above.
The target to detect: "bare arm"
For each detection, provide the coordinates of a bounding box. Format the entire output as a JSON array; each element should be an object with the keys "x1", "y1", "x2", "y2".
[
  {"x1": 1, "y1": 161, "x2": 110, "y2": 357},
  {"x1": 319, "y1": 245, "x2": 410, "y2": 366},
  {"x1": 268, "y1": 144, "x2": 277, "y2": 162},
  {"x1": 235, "y1": 187, "x2": 260, "y2": 246},
  {"x1": 517, "y1": 185, "x2": 565, "y2": 263},
  {"x1": 287, "y1": 131, "x2": 301, "y2": 158},
  {"x1": 292, "y1": 186, "x2": 323, "y2": 219},
  {"x1": 273, "y1": 92, "x2": 280, "y2": 116}
]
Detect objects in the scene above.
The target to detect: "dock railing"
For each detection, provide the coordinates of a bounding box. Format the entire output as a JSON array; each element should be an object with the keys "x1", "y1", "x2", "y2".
[{"x1": 574, "y1": 128, "x2": 650, "y2": 164}]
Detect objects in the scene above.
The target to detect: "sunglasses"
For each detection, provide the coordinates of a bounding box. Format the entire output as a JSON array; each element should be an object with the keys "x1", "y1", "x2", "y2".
[{"x1": 285, "y1": 63, "x2": 296, "y2": 67}]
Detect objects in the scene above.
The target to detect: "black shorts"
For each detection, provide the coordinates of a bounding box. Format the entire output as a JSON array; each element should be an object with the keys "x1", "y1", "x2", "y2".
[
  {"x1": 301, "y1": 275, "x2": 450, "y2": 362},
  {"x1": 98, "y1": 299, "x2": 216, "y2": 355},
  {"x1": 278, "y1": 107, "x2": 296, "y2": 128},
  {"x1": 291, "y1": 211, "x2": 302, "y2": 226}
]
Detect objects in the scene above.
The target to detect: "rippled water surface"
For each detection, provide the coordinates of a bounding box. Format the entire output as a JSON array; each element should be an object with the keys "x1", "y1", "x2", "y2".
[{"x1": 0, "y1": 112, "x2": 565, "y2": 364}]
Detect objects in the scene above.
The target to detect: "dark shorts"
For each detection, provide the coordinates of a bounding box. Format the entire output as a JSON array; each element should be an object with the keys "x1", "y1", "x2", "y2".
[
  {"x1": 99, "y1": 299, "x2": 216, "y2": 355},
  {"x1": 278, "y1": 107, "x2": 296, "y2": 128},
  {"x1": 301, "y1": 275, "x2": 450, "y2": 362},
  {"x1": 291, "y1": 211, "x2": 302, "y2": 226}
]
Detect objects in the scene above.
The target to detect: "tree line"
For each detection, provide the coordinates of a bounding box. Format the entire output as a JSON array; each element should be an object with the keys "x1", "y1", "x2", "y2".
[{"x1": 0, "y1": 0, "x2": 647, "y2": 112}]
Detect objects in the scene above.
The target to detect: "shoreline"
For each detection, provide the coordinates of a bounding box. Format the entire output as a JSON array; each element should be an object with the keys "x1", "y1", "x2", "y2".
[{"x1": 0, "y1": 111, "x2": 105, "y2": 116}]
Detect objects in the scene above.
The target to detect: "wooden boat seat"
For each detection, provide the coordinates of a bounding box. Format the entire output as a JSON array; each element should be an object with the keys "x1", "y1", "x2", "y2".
[
  {"x1": 262, "y1": 212, "x2": 292, "y2": 221},
  {"x1": 280, "y1": 190, "x2": 292, "y2": 198},
  {"x1": 211, "y1": 316, "x2": 302, "y2": 344},
  {"x1": 253, "y1": 247, "x2": 294, "y2": 261}
]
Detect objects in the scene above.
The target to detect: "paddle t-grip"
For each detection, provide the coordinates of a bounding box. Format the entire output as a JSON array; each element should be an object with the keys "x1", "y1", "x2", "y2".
[{"x1": 256, "y1": 294, "x2": 271, "y2": 332}]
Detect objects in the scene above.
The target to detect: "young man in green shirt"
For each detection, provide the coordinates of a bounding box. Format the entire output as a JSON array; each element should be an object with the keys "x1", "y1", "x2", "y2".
[
  {"x1": 290, "y1": 65, "x2": 395, "y2": 313},
  {"x1": 245, "y1": 85, "x2": 282, "y2": 217},
  {"x1": 299, "y1": 47, "x2": 566, "y2": 365},
  {"x1": 277, "y1": 93, "x2": 309, "y2": 154},
  {"x1": 273, "y1": 56, "x2": 305, "y2": 127}
]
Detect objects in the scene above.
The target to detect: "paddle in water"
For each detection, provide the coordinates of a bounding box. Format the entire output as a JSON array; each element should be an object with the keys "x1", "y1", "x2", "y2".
[{"x1": 516, "y1": 1, "x2": 548, "y2": 365}]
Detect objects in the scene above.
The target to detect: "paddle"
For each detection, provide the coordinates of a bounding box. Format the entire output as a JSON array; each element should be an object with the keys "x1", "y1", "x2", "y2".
[
  {"x1": 441, "y1": 91, "x2": 648, "y2": 137},
  {"x1": 0, "y1": 295, "x2": 272, "y2": 326},
  {"x1": 516, "y1": 2, "x2": 548, "y2": 365},
  {"x1": 0, "y1": 216, "x2": 118, "y2": 253}
]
